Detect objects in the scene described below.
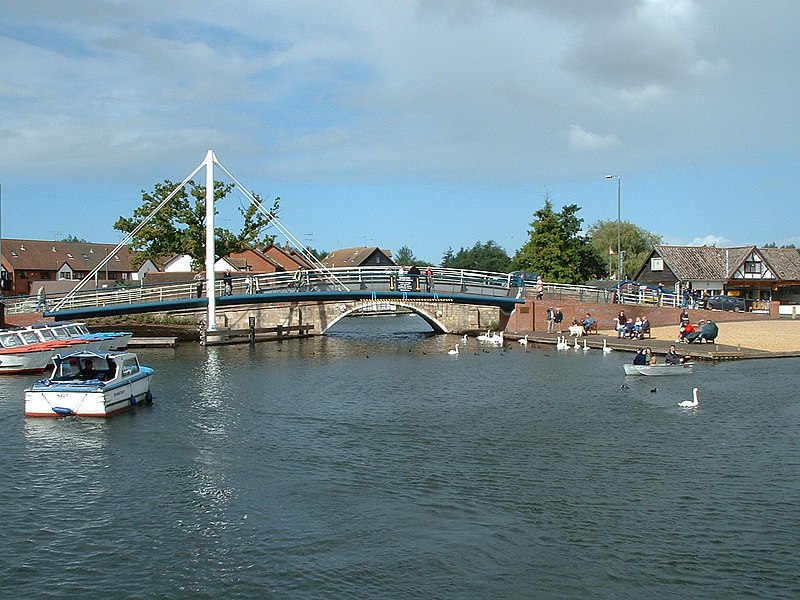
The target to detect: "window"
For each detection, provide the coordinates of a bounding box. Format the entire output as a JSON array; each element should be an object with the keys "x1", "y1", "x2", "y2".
[
  {"x1": 744, "y1": 260, "x2": 762, "y2": 274},
  {"x1": 59, "y1": 271, "x2": 72, "y2": 280},
  {"x1": 650, "y1": 257, "x2": 664, "y2": 271}
]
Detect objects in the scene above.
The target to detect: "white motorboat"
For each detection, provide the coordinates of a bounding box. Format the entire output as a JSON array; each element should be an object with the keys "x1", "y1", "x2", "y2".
[
  {"x1": 24, "y1": 351, "x2": 154, "y2": 417},
  {"x1": 623, "y1": 362, "x2": 694, "y2": 376},
  {"x1": 0, "y1": 330, "x2": 87, "y2": 374}
]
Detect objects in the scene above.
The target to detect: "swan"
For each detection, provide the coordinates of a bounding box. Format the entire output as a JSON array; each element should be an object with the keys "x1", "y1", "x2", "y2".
[
  {"x1": 448, "y1": 344, "x2": 459, "y2": 355},
  {"x1": 518, "y1": 335, "x2": 528, "y2": 346},
  {"x1": 679, "y1": 387, "x2": 699, "y2": 408},
  {"x1": 556, "y1": 336, "x2": 568, "y2": 350},
  {"x1": 573, "y1": 336, "x2": 580, "y2": 349},
  {"x1": 489, "y1": 331, "x2": 504, "y2": 345},
  {"x1": 462, "y1": 334, "x2": 468, "y2": 343},
  {"x1": 477, "y1": 330, "x2": 492, "y2": 342},
  {"x1": 583, "y1": 338, "x2": 590, "y2": 351},
  {"x1": 603, "y1": 339, "x2": 613, "y2": 353}
]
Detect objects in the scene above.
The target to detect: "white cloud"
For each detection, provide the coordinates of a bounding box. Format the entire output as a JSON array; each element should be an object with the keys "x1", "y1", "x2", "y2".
[
  {"x1": 568, "y1": 125, "x2": 620, "y2": 150},
  {"x1": 689, "y1": 234, "x2": 729, "y2": 247}
]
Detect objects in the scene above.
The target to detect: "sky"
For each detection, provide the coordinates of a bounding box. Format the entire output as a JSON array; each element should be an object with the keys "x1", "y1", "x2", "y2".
[{"x1": 1, "y1": 0, "x2": 798, "y2": 265}]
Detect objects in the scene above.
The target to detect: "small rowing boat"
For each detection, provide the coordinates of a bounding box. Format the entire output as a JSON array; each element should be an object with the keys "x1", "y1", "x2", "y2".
[{"x1": 623, "y1": 362, "x2": 694, "y2": 376}]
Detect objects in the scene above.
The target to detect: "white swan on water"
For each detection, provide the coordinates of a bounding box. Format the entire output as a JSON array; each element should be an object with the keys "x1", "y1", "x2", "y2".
[
  {"x1": 518, "y1": 335, "x2": 528, "y2": 346},
  {"x1": 603, "y1": 339, "x2": 613, "y2": 353},
  {"x1": 448, "y1": 344, "x2": 459, "y2": 355},
  {"x1": 582, "y1": 338, "x2": 590, "y2": 351},
  {"x1": 679, "y1": 388, "x2": 699, "y2": 408},
  {"x1": 556, "y1": 336, "x2": 568, "y2": 350},
  {"x1": 573, "y1": 336, "x2": 580, "y2": 350},
  {"x1": 477, "y1": 330, "x2": 492, "y2": 342}
]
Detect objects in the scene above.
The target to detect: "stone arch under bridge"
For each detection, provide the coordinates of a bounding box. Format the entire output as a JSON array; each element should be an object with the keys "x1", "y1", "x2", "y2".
[
  {"x1": 323, "y1": 300, "x2": 450, "y2": 333},
  {"x1": 165, "y1": 298, "x2": 506, "y2": 342}
]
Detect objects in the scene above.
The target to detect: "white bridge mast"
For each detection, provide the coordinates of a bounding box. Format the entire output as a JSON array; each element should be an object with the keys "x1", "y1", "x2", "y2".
[{"x1": 204, "y1": 150, "x2": 217, "y2": 332}]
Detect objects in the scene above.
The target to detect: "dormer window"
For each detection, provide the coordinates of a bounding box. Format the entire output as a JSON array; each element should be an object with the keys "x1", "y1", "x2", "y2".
[
  {"x1": 67, "y1": 253, "x2": 74, "y2": 260},
  {"x1": 52, "y1": 247, "x2": 57, "y2": 252},
  {"x1": 20, "y1": 245, "x2": 25, "y2": 251}
]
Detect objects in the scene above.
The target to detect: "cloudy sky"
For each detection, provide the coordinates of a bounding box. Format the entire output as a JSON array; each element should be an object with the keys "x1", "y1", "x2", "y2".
[{"x1": 1, "y1": 0, "x2": 798, "y2": 264}]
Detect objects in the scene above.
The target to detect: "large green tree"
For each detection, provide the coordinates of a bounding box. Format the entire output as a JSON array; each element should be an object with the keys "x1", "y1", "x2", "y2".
[
  {"x1": 441, "y1": 240, "x2": 513, "y2": 272},
  {"x1": 585, "y1": 220, "x2": 662, "y2": 280},
  {"x1": 513, "y1": 197, "x2": 605, "y2": 284},
  {"x1": 114, "y1": 179, "x2": 279, "y2": 269}
]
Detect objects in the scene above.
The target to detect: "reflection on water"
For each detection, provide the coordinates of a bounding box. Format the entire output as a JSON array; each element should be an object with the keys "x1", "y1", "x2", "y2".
[{"x1": 1, "y1": 315, "x2": 799, "y2": 599}]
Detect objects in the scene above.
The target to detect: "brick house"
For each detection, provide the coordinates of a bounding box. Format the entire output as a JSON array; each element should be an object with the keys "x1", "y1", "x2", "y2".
[
  {"x1": 321, "y1": 246, "x2": 395, "y2": 268},
  {"x1": 0, "y1": 238, "x2": 156, "y2": 298}
]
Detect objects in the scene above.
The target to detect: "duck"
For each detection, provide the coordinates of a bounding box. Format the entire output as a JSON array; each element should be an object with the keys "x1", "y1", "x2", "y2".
[
  {"x1": 448, "y1": 345, "x2": 459, "y2": 355},
  {"x1": 679, "y1": 387, "x2": 699, "y2": 408},
  {"x1": 603, "y1": 339, "x2": 613, "y2": 353},
  {"x1": 518, "y1": 335, "x2": 528, "y2": 346}
]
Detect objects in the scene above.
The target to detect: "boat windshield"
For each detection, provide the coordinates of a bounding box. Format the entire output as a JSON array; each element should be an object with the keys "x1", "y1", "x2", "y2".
[
  {"x1": 0, "y1": 333, "x2": 24, "y2": 348},
  {"x1": 52, "y1": 356, "x2": 114, "y2": 381},
  {"x1": 20, "y1": 331, "x2": 40, "y2": 344},
  {"x1": 37, "y1": 328, "x2": 57, "y2": 341}
]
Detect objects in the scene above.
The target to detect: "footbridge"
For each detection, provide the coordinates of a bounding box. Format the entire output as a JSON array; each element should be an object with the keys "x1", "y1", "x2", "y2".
[{"x1": 41, "y1": 267, "x2": 525, "y2": 343}]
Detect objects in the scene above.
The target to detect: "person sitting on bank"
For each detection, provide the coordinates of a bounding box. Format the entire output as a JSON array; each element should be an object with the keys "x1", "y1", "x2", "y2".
[
  {"x1": 640, "y1": 316, "x2": 651, "y2": 337},
  {"x1": 664, "y1": 344, "x2": 681, "y2": 365},
  {"x1": 676, "y1": 321, "x2": 695, "y2": 343},
  {"x1": 582, "y1": 313, "x2": 595, "y2": 335},
  {"x1": 622, "y1": 318, "x2": 636, "y2": 338},
  {"x1": 633, "y1": 348, "x2": 648, "y2": 365}
]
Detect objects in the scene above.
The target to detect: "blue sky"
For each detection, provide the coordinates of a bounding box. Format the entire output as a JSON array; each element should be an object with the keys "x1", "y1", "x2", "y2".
[{"x1": 1, "y1": 0, "x2": 798, "y2": 265}]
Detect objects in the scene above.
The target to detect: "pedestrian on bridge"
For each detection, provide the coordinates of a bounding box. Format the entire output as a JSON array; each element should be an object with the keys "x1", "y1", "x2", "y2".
[
  {"x1": 425, "y1": 266, "x2": 433, "y2": 292},
  {"x1": 223, "y1": 270, "x2": 233, "y2": 296},
  {"x1": 194, "y1": 272, "x2": 204, "y2": 298},
  {"x1": 35, "y1": 285, "x2": 48, "y2": 313}
]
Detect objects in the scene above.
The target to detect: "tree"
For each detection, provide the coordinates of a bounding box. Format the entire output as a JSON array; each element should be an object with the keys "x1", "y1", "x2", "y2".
[
  {"x1": 441, "y1": 240, "x2": 513, "y2": 272},
  {"x1": 114, "y1": 179, "x2": 279, "y2": 270},
  {"x1": 513, "y1": 196, "x2": 605, "y2": 284},
  {"x1": 60, "y1": 235, "x2": 88, "y2": 243},
  {"x1": 395, "y1": 245, "x2": 428, "y2": 267},
  {"x1": 585, "y1": 220, "x2": 662, "y2": 280}
]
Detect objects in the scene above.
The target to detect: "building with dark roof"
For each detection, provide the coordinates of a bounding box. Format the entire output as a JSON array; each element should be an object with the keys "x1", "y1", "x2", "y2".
[
  {"x1": 0, "y1": 238, "x2": 157, "y2": 298},
  {"x1": 321, "y1": 246, "x2": 394, "y2": 269},
  {"x1": 634, "y1": 244, "x2": 800, "y2": 304}
]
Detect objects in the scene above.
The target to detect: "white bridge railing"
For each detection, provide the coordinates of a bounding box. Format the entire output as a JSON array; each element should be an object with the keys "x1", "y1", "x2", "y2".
[{"x1": 6, "y1": 267, "x2": 526, "y2": 315}]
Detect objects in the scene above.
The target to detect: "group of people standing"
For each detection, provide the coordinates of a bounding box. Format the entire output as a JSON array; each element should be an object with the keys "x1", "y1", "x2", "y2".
[{"x1": 545, "y1": 306, "x2": 564, "y2": 334}]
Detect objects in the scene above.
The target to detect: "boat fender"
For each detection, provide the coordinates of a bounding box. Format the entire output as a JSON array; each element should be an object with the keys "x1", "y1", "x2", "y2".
[
  {"x1": 52, "y1": 406, "x2": 74, "y2": 416},
  {"x1": 145, "y1": 390, "x2": 154, "y2": 404},
  {"x1": 129, "y1": 395, "x2": 137, "y2": 406}
]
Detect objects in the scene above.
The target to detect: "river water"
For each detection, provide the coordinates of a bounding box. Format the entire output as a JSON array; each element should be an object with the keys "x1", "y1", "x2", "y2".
[{"x1": 1, "y1": 315, "x2": 798, "y2": 599}]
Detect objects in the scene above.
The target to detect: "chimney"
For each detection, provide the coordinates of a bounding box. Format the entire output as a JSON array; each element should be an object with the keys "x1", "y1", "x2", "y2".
[{"x1": 284, "y1": 241, "x2": 290, "y2": 251}]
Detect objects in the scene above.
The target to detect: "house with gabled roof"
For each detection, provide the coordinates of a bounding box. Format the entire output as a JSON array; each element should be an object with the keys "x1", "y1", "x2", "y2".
[
  {"x1": 321, "y1": 246, "x2": 394, "y2": 269},
  {"x1": 0, "y1": 238, "x2": 157, "y2": 298},
  {"x1": 634, "y1": 244, "x2": 800, "y2": 304}
]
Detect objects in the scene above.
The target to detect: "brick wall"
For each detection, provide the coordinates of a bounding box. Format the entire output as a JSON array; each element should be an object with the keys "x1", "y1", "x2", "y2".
[{"x1": 506, "y1": 296, "x2": 777, "y2": 335}]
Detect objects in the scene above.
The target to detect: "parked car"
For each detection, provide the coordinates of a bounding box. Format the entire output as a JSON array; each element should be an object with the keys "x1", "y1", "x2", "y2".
[{"x1": 705, "y1": 294, "x2": 748, "y2": 312}]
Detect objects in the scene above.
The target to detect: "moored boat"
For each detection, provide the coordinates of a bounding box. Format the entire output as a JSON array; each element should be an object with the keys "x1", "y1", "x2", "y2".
[
  {"x1": 623, "y1": 362, "x2": 694, "y2": 376},
  {"x1": 24, "y1": 351, "x2": 154, "y2": 417}
]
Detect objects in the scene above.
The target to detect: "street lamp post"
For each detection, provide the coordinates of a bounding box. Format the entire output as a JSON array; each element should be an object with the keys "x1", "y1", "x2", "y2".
[{"x1": 605, "y1": 174, "x2": 622, "y2": 281}]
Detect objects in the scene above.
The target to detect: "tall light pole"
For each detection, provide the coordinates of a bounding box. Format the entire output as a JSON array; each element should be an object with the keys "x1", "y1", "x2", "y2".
[{"x1": 605, "y1": 174, "x2": 622, "y2": 281}]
